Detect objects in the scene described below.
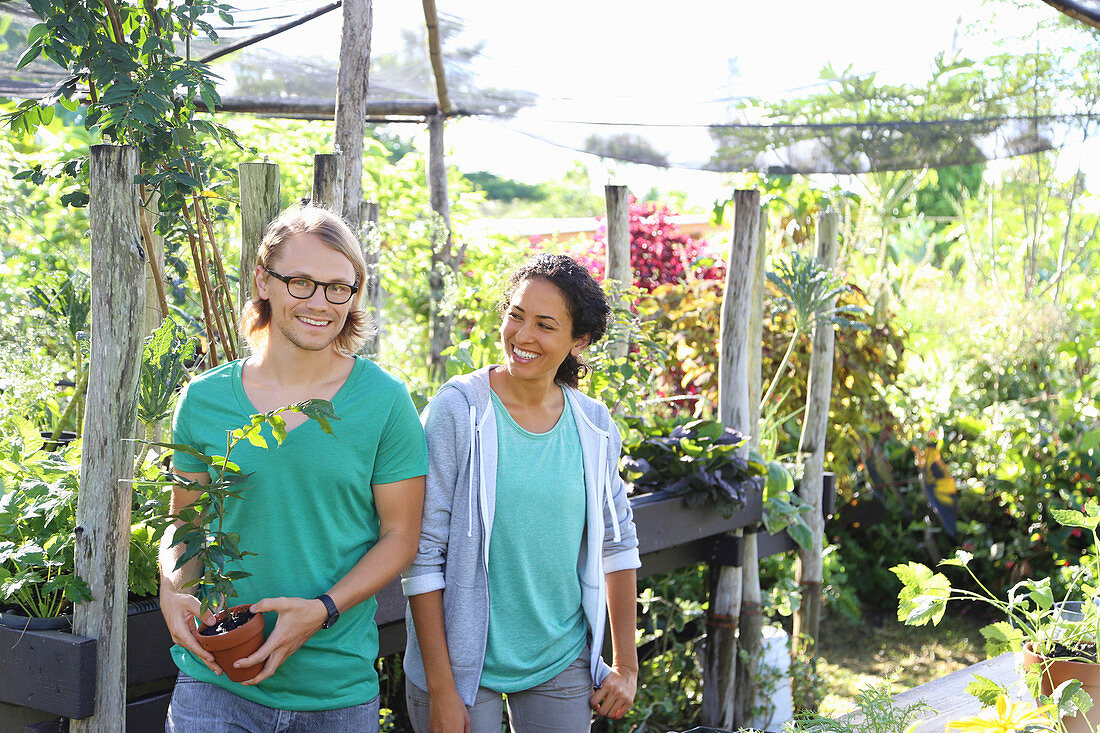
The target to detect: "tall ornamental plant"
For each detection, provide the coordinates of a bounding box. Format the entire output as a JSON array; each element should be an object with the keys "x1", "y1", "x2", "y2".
[{"x1": 8, "y1": 0, "x2": 242, "y2": 365}]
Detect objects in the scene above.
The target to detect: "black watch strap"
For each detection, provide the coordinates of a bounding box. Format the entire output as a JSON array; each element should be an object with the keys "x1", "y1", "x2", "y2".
[{"x1": 316, "y1": 593, "x2": 339, "y2": 629}]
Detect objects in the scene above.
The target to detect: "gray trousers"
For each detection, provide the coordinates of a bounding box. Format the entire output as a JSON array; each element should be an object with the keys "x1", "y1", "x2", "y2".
[{"x1": 406, "y1": 652, "x2": 593, "y2": 733}]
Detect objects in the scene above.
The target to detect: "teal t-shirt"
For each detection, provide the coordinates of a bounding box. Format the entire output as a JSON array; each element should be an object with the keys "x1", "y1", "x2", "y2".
[
  {"x1": 169, "y1": 356, "x2": 428, "y2": 710},
  {"x1": 480, "y1": 388, "x2": 588, "y2": 693}
]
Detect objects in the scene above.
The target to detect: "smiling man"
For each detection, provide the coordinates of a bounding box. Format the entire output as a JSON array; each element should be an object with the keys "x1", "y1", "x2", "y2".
[{"x1": 159, "y1": 204, "x2": 427, "y2": 732}]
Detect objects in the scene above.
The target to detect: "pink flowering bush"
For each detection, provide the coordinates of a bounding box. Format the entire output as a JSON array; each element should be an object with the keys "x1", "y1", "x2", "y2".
[{"x1": 568, "y1": 198, "x2": 724, "y2": 291}]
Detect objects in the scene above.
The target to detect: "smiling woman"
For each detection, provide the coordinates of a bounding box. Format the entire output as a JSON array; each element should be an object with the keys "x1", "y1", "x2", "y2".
[{"x1": 402, "y1": 253, "x2": 641, "y2": 733}]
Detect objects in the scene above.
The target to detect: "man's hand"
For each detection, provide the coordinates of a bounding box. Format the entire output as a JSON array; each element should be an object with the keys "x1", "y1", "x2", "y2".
[
  {"x1": 589, "y1": 665, "x2": 637, "y2": 720},
  {"x1": 428, "y1": 687, "x2": 471, "y2": 733},
  {"x1": 159, "y1": 588, "x2": 223, "y2": 676},
  {"x1": 236, "y1": 596, "x2": 328, "y2": 685}
]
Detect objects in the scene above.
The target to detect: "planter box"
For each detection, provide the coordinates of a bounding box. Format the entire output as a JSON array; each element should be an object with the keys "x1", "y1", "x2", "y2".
[
  {"x1": 0, "y1": 601, "x2": 175, "y2": 732},
  {"x1": 0, "y1": 477, "x2": 778, "y2": 728}
]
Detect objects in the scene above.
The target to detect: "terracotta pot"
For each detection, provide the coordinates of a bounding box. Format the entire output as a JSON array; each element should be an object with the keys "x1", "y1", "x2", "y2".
[
  {"x1": 1022, "y1": 641, "x2": 1100, "y2": 733},
  {"x1": 196, "y1": 605, "x2": 265, "y2": 683}
]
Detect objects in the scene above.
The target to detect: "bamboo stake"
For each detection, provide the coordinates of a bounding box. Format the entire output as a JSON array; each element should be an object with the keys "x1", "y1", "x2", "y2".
[
  {"x1": 181, "y1": 202, "x2": 221, "y2": 366},
  {"x1": 71, "y1": 144, "x2": 144, "y2": 733},
  {"x1": 705, "y1": 189, "x2": 760, "y2": 729},
  {"x1": 793, "y1": 209, "x2": 840, "y2": 656},
  {"x1": 138, "y1": 186, "x2": 169, "y2": 323}
]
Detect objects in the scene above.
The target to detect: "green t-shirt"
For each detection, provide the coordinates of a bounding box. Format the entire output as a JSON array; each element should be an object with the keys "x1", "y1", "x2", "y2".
[
  {"x1": 169, "y1": 356, "x2": 428, "y2": 710},
  {"x1": 480, "y1": 388, "x2": 588, "y2": 693}
]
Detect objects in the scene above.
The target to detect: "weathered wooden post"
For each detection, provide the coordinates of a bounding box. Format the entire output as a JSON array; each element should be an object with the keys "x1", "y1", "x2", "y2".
[
  {"x1": 793, "y1": 208, "x2": 840, "y2": 652},
  {"x1": 71, "y1": 145, "x2": 145, "y2": 733},
  {"x1": 362, "y1": 200, "x2": 382, "y2": 356},
  {"x1": 312, "y1": 152, "x2": 344, "y2": 213},
  {"x1": 239, "y1": 161, "x2": 281, "y2": 311},
  {"x1": 734, "y1": 202, "x2": 768, "y2": 727},
  {"x1": 427, "y1": 113, "x2": 453, "y2": 382},
  {"x1": 335, "y1": 0, "x2": 372, "y2": 236},
  {"x1": 704, "y1": 189, "x2": 760, "y2": 729},
  {"x1": 604, "y1": 184, "x2": 630, "y2": 359}
]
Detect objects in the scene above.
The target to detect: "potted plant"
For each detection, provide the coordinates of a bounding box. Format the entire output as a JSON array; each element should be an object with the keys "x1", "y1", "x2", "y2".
[
  {"x1": 149, "y1": 398, "x2": 337, "y2": 683},
  {"x1": 894, "y1": 498, "x2": 1100, "y2": 732}
]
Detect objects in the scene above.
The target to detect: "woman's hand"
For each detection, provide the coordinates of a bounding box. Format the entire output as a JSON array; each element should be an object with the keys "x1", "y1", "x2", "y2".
[
  {"x1": 236, "y1": 596, "x2": 328, "y2": 685},
  {"x1": 159, "y1": 588, "x2": 222, "y2": 676},
  {"x1": 428, "y1": 687, "x2": 471, "y2": 733},
  {"x1": 590, "y1": 664, "x2": 637, "y2": 720}
]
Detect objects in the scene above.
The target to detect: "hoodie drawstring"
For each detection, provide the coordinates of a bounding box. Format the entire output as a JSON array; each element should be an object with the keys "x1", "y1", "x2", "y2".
[{"x1": 467, "y1": 405, "x2": 476, "y2": 538}]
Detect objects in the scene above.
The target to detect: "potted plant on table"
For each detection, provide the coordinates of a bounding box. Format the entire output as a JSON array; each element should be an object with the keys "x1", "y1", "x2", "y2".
[
  {"x1": 150, "y1": 398, "x2": 337, "y2": 683},
  {"x1": 894, "y1": 498, "x2": 1100, "y2": 732}
]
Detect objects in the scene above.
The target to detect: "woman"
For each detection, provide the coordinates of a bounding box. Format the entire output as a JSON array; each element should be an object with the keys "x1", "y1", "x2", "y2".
[{"x1": 402, "y1": 254, "x2": 641, "y2": 732}]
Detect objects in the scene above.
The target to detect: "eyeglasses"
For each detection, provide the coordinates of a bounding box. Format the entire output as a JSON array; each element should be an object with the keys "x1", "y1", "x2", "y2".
[{"x1": 263, "y1": 267, "x2": 359, "y2": 305}]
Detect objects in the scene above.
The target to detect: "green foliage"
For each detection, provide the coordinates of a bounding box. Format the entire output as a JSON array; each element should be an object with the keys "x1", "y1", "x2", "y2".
[
  {"x1": 790, "y1": 683, "x2": 932, "y2": 733},
  {"x1": 0, "y1": 417, "x2": 165, "y2": 617},
  {"x1": 145, "y1": 399, "x2": 337, "y2": 616},
  {"x1": 462, "y1": 171, "x2": 546, "y2": 203},
  {"x1": 621, "y1": 418, "x2": 764, "y2": 516},
  {"x1": 609, "y1": 565, "x2": 708, "y2": 732},
  {"x1": 894, "y1": 498, "x2": 1100, "y2": 663},
  {"x1": 138, "y1": 318, "x2": 198, "y2": 426},
  {"x1": 0, "y1": 427, "x2": 90, "y2": 617}
]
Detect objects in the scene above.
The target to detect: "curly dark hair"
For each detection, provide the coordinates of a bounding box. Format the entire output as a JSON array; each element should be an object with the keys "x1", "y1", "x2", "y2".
[{"x1": 498, "y1": 253, "x2": 610, "y2": 388}]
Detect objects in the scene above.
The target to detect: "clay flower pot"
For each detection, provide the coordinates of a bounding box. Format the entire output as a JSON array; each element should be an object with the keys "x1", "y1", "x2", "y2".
[
  {"x1": 196, "y1": 605, "x2": 266, "y2": 683},
  {"x1": 1022, "y1": 641, "x2": 1100, "y2": 733}
]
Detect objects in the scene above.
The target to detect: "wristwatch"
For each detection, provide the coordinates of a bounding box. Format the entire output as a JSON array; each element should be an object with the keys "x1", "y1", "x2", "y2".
[{"x1": 316, "y1": 593, "x2": 340, "y2": 629}]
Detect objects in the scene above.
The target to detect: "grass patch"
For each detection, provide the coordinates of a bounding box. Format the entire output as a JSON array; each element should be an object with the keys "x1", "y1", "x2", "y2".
[{"x1": 813, "y1": 610, "x2": 987, "y2": 717}]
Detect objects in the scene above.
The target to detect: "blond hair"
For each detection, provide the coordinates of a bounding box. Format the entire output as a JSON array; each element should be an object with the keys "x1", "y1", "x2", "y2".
[{"x1": 240, "y1": 204, "x2": 375, "y2": 356}]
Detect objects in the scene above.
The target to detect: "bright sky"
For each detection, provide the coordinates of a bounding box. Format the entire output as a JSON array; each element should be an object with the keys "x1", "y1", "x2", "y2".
[{"x1": 229, "y1": 0, "x2": 1098, "y2": 208}]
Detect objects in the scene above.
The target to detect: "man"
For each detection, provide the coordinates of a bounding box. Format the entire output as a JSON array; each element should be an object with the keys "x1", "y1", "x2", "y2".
[{"x1": 160, "y1": 204, "x2": 427, "y2": 731}]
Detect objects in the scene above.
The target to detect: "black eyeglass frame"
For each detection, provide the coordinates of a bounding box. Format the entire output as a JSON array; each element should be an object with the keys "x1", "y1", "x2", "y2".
[{"x1": 263, "y1": 266, "x2": 359, "y2": 305}]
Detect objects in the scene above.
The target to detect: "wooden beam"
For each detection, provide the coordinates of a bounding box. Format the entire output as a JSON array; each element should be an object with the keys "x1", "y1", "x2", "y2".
[
  {"x1": 421, "y1": 0, "x2": 452, "y2": 116},
  {"x1": 335, "y1": 0, "x2": 373, "y2": 235},
  {"x1": 193, "y1": 97, "x2": 438, "y2": 119},
  {"x1": 73, "y1": 144, "x2": 145, "y2": 731}
]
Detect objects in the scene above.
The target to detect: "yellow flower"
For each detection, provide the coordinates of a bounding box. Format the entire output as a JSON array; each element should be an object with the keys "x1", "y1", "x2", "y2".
[{"x1": 947, "y1": 695, "x2": 1055, "y2": 733}]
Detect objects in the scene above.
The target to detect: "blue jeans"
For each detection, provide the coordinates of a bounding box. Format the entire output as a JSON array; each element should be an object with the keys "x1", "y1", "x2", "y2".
[{"x1": 166, "y1": 672, "x2": 380, "y2": 732}]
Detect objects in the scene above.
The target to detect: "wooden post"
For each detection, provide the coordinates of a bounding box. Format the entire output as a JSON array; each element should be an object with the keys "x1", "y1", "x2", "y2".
[
  {"x1": 604, "y1": 184, "x2": 630, "y2": 359},
  {"x1": 362, "y1": 200, "x2": 382, "y2": 356},
  {"x1": 793, "y1": 208, "x2": 840, "y2": 653},
  {"x1": 705, "y1": 189, "x2": 760, "y2": 729},
  {"x1": 239, "y1": 161, "x2": 281, "y2": 310},
  {"x1": 71, "y1": 145, "x2": 144, "y2": 733},
  {"x1": 604, "y1": 184, "x2": 630, "y2": 286},
  {"x1": 734, "y1": 203, "x2": 767, "y2": 727},
  {"x1": 335, "y1": 0, "x2": 372, "y2": 235},
  {"x1": 427, "y1": 113, "x2": 453, "y2": 382},
  {"x1": 312, "y1": 152, "x2": 344, "y2": 213}
]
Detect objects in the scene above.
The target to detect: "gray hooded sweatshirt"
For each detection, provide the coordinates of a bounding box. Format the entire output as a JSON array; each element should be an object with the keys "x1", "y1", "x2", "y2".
[{"x1": 401, "y1": 366, "x2": 641, "y2": 705}]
